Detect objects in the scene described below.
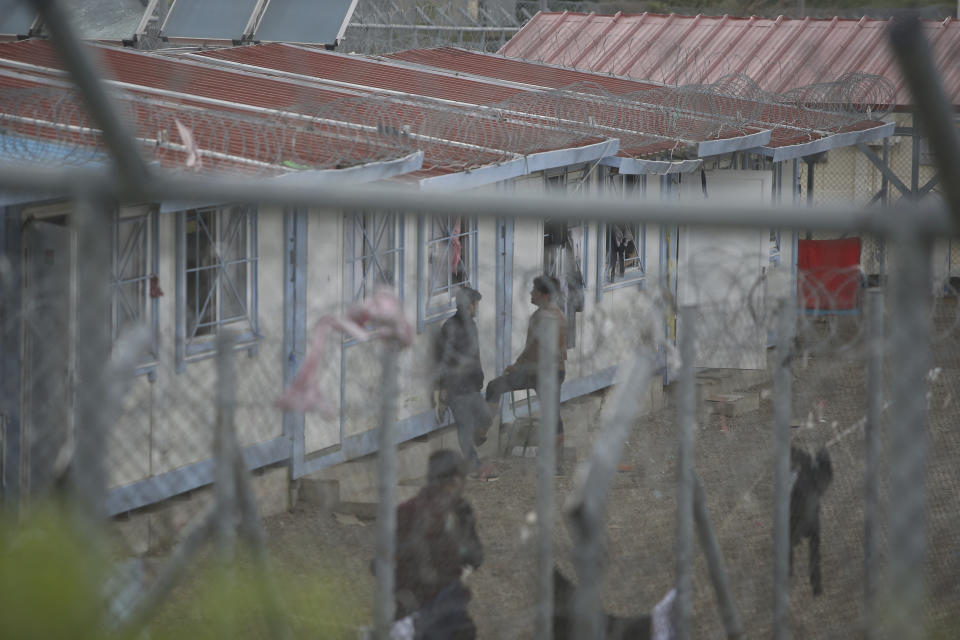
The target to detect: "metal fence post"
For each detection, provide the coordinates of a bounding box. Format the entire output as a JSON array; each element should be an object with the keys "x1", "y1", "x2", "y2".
[
  {"x1": 693, "y1": 476, "x2": 743, "y2": 639},
  {"x1": 773, "y1": 297, "x2": 796, "y2": 640},
  {"x1": 885, "y1": 233, "x2": 931, "y2": 640},
  {"x1": 374, "y1": 340, "x2": 401, "y2": 640},
  {"x1": 864, "y1": 287, "x2": 884, "y2": 639},
  {"x1": 70, "y1": 195, "x2": 111, "y2": 526},
  {"x1": 676, "y1": 305, "x2": 697, "y2": 640},
  {"x1": 536, "y1": 312, "x2": 559, "y2": 640},
  {"x1": 567, "y1": 354, "x2": 657, "y2": 640},
  {"x1": 215, "y1": 331, "x2": 239, "y2": 560}
]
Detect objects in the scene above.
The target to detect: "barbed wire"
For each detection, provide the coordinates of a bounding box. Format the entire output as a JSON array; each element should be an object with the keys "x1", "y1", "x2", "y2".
[
  {"x1": 0, "y1": 65, "x2": 900, "y2": 180},
  {"x1": 0, "y1": 87, "x2": 423, "y2": 175}
]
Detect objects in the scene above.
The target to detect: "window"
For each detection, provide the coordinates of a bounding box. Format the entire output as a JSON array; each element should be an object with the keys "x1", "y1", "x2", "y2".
[
  {"x1": 544, "y1": 219, "x2": 587, "y2": 348},
  {"x1": 419, "y1": 214, "x2": 477, "y2": 327},
  {"x1": 600, "y1": 174, "x2": 646, "y2": 290},
  {"x1": 769, "y1": 229, "x2": 782, "y2": 265},
  {"x1": 177, "y1": 205, "x2": 258, "y2": 367},
  {"x1": 112, "y1": 206, "x2": 159, "y2": 373},
  {"x1": 344, "y1": 211, "x2": 403, "y2": 303}
]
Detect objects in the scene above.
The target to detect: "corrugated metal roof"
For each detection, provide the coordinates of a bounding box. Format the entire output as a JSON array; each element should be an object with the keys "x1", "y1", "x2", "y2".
[
  {"x1": 500, "y1": 12, "x2": 960, "y2": 107},
  {"x1": 0, "y1": 40, "x2": 606, "y2": 180},
  {"x1": 383, "y1": 46, "x2": 892, "y2": 153},
  {"x1": 194, "y1": 43, "x2": 774, "y2": 159},
  {"x1": 0, "y1": 71, "x2": 421, "y2": 176}
]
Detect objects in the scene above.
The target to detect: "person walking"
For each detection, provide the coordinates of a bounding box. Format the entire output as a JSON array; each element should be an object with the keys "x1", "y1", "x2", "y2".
[
  {"x1": 436, "y1": 287, "x2": 496, "y2": 480},
  {"x1": 484, "y1": 275, "x2": 567, "y2": 473}
]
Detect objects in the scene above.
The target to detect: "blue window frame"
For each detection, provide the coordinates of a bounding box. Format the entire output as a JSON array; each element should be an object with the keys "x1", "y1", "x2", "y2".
[
  {"x1": 418, "y1": 214, "x2": 477, "y2": 330},
  {"x1": 112, "y1": 205, "x2": 159, "y2": 377},
  {"x1": 176, "y1": 205, "x2": 258, "y2": 369},
  {"x1": 344, "y1": 211, "x2": 404, "y2": 303}
]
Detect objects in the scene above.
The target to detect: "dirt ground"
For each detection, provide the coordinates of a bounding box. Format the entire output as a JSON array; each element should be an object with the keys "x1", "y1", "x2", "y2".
[{"x1": 260, "y1": 305, "x2": 960, "y2": 639}]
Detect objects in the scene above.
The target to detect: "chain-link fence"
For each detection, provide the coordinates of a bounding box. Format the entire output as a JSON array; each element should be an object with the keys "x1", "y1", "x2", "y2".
[{"x1": 2, "y1": 5, "x2": 960, "y2": 640}]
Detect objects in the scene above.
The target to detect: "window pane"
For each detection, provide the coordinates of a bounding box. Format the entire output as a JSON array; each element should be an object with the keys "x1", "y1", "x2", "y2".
[
  {"x1": 117, "y1": 281, "x2": 144, "y2": 332},
  {"x1": 606, "y1": 223, "x2": 643, "y2": 283},
  {"x1": 221, "y1": 208, "x2": 248, "y2": 320},
  {"x1": 345, "y1": 212, "x2": 400, "y2": 302},
  {"x1": 114, "y1": 214, "x2": 148, "y2": 342},
  {"x1": 426, "y1": 214, "x2": 472, "y2": 312},
  {"x1": 186, "y1": 210, "x2": 216, "y2": 336}
]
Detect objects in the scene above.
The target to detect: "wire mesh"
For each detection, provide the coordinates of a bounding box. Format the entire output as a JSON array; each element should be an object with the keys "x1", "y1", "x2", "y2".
[{"x1": 2, "y1": 8, "x2": 960, "y2": 640}]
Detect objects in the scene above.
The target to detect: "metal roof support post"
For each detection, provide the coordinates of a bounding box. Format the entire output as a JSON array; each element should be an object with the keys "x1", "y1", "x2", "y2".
[
  {"x1": 28, "y1": 0, "x2": 149, "y2": 193},
  {"x1": 911, "y1": 115, "x2": 920, "y2": 201},
  {"x1": 889, "y1": 13, "x2": 960, "y2": 223},
  {"x1": 881, "y1": 138, "x2": 890, "y2": 207},
  {"x1": 283, "y1": 209, "x2": 308, "y2": 481}
]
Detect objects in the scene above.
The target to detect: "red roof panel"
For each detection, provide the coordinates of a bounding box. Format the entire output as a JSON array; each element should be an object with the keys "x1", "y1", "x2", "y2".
[{"x1": 500, "y1": 12, "x2": 960, "y2": 108}]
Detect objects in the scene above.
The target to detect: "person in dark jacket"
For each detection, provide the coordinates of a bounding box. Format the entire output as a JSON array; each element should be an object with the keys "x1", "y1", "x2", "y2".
[
  {"x1": 394, "y1": 449, "x2": 484, "y2": 640},
  {"x1": 437, "y1": 287, "x2": 495, "y2": 478}
]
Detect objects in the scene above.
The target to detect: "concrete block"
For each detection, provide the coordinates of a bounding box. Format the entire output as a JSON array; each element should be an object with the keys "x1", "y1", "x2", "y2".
[
  {"x1": 705, "y1": 391, "x2": 761, "y2": 417},
  {"x1": 337, "y1": 483, "x2": 421, "y2": 518},
  {"x1": 298, "y1": 478, "x2": 340, "y2": 511},
  {"x1": 110, "y1": 510, "x2": 151, "y2": 556},
  {"x1": 147, "y1": 487, "x2": 213, "y2": 552},
  {"x1": 305, "y1": 436, "x2": 441, "y2": 508},
  {"x1": 251, "y1": 465, "x2": 290, "y2": 519}
]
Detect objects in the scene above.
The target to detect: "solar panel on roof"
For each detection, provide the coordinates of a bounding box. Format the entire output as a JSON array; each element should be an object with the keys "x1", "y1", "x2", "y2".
[
  {"x1": 0, "y1": 0, "x2": 37, "y2": 36},
  {"x1": 161, "y1": 0, "x2": 260, "y2": 41},
  {"x1": 253, "y1": 0, "x2": 358, "y2": 45}
]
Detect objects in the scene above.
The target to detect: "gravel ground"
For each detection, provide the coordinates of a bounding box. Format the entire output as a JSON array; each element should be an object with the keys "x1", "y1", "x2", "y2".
[{"x1": 257, "y1": 305, "x2": 960, "y2": 639}]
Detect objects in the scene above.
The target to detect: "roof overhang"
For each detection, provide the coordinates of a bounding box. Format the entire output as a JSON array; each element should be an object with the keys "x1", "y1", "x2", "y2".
[
  {"x1": 419, "y1": 138, "x2": 619, "y2": 191},
  {"x1": 752, "y1": 121, "x2": 896, "y2": 162},
  {"x1": 159, "y1": 149, "x2": 424, "y2": 212},
  {"x1": 601, "y1": 155, "x2": 702, "y2": 175},
  {"x1": 697, "y1": 129, "x2": 772, "y2": 158}
]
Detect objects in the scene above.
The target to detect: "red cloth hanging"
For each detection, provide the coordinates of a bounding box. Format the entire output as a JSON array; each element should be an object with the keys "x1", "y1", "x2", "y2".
[{"x1": 797, "y1": 238, "x2": 862, "y2": 311}]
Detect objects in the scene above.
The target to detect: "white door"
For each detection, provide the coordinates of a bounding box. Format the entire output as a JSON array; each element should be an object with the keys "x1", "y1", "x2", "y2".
[{"x1": 676, "y1": 170, "x2": 770, "y2": 370}]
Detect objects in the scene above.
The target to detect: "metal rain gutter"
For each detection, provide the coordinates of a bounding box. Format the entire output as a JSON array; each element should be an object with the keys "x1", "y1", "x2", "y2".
[
  {"x1": 419, "y1": 138, "x2": 619, "y2": 191},
  {"x1": 601, "y1": 155, "x2": 702, "y2": 175},
  {"x1": 160, "y1": 150, "x2": 425, "y2": 212},
  {"x1": 753, "y1": 121, "x2": 896, "y2": 162},
  {"x1": 697, "y1": 129, "x2": 773, "y2": 157}
]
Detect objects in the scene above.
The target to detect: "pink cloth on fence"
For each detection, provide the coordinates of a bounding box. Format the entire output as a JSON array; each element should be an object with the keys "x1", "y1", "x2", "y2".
[{"x1": 275, "y1": 290, "x2": 414, "y2": 415}]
